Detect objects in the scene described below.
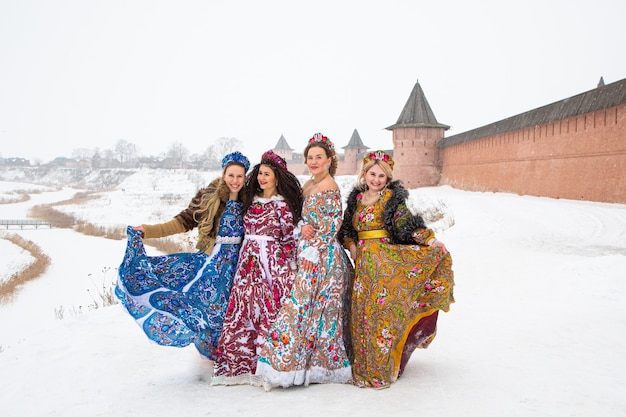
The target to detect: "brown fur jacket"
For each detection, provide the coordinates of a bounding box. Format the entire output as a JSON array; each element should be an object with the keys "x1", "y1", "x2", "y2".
[{"x1": 142, "y1": 177, "x2": 231, "y2": 254}]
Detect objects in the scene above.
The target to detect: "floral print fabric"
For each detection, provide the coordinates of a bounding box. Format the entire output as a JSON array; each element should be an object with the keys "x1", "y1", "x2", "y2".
[
  {"x1": 257, "y1": 190, "x2": 354, "y2": 389},
  {"x1": 348, "y1": 190, "x2": 454, "y2": 388},
  {"x1": 115, "y1": 200, "x2": 244, "y2": 360},
  {"x1": 211, "y1": 195, "x2": 297, "y2": 385}
]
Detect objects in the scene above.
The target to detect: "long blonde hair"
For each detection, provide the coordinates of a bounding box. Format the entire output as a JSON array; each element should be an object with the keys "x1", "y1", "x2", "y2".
[
  {"x1": 193, "y1": 162, "x2": 247, "y2": 239},
  {"x1": 190, "y1": 179, "x2": 223, "y2": 239}
]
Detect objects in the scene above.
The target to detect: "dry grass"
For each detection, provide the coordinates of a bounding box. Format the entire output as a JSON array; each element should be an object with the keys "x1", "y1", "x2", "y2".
[
  {"x1": 30, "y1": 192, "x2": 188, "y2": 252},
  {"x1": 74, "y1": 221, "x2": 188, "y2": 253},
  {"x1": 3, "y1": 191, "x2": 191, "y2": 305},
  {"x1": 2, "y1": 189, "x2": 190, "y2": 323},
  {"x1": 87, "y1": 266, "x2": 118, "y2": 308},
  {"x1": 29, "y1": 204, "x2": 76, "y2": 228},
  {"x1": 420, "y1": 205, "x2": 446, "y2": 223},
  {"x1": 54, "y1": 266, "x2": 120, "y2": 319},
  {"x1": 0, "y1": 233, "x2": 51, "y2": 304},
  {"x1": 0, "y1": 189, "x2": 34, "y2": 204},
  {"x1": 29, "y1": 192, "x2": 102, "y2": 227},
  {"x1": 51, "y1": 191, "x2": 100, "y2": 206},
  {"x1": 75, "y1": 221, "x2": 126, "y2": 240},
  {"x1": 143, "y1": 237, "x2": 189, "y2": 253},
  {"x1": 0, "y1": 194, "x2": 30, "y2": 204}
]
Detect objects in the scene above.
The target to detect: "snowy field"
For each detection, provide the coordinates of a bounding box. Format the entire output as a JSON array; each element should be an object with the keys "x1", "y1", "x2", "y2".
[{"x1": 0, "y1": 171, "x2": 625, "y2": 417}]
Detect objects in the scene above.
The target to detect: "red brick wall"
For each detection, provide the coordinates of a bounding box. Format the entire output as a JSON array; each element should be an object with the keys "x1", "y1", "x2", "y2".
[
  {"x1": 439, "y1": 103, "x2": 626, "y2": 203},
  {"x1": 337, "y1": 148, "x2": 359, "y2": 176}
]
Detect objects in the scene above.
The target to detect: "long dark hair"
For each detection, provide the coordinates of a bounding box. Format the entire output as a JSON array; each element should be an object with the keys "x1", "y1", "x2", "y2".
[{"x1": 243, "y1": 154, "x2": 303, "y2": 225}]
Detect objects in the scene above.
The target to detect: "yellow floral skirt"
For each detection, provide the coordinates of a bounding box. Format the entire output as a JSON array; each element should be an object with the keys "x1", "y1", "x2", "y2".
[{"x1": 350, "y1": 240, "x2": 454, "y2": 388}]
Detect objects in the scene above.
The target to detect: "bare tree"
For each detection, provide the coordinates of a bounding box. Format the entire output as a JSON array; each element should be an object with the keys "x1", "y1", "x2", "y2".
[
  {"x1": 114, "y1": 139, "x2": 137, "y2": 167},
  {"x1": 71, "y1": 147, "x2": 95, "y2": 161},
  {"x1": 103, "y1": 149, "x2": 117, "y2": 167},
  {"x1": 204, "y1": 137, "x2": 243, "y2": 169},
  {"x1": 91, "y1": 149, "x2": 103, "y2": 168},
  {"x1": 215, "y1": 137, "x2": 242, "y2": 156},
  {"x1": 165, "y1": 141, "x2": 189, "y2": 169},
  {"x1": 185, "y1": 152, "x2": 206, "y2": 170},
  {"x1": 203, "y1": 145, "x2": 220, "y2": 169}
]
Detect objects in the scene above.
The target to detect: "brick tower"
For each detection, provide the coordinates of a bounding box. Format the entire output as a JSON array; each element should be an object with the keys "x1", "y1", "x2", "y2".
[
  {"x1": 272, "y1": 134, "x2": 294, "y2": 161},
  {"x1": 339, "y1": 129, "x2": 369, "y2": 175},
  {"x1": 386, "y1": 79, "x2": 449, "y2": 188}
]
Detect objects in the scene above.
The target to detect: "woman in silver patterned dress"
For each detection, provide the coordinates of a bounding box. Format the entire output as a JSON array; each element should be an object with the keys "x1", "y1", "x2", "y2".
[{"x1": 257, "y1": 133, "x2": 354, "y2": 390}]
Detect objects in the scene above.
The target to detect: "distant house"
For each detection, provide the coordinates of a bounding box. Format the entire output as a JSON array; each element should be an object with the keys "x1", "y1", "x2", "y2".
[
  {"x1": 50, "y1": 157, "x2": 78, "y2": 167},
  {"x1": 2, "y1": 157, "x2": 31, "y2": 167}
]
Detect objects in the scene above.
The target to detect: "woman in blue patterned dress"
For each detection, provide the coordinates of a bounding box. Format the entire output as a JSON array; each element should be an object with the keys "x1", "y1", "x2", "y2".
[
  {"x1": 115, "y1": 151, "x2": 250, "y2": 361},
  {"x1": 256, "y1": 133, "x2": 354, "y2": 389}
]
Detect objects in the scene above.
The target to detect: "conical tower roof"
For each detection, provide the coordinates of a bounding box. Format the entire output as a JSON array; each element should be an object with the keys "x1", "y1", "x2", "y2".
[
  {"x1": 342, "y1": 129, "x2": 368, "y2": 149},
  {"x1": 273, "y1": 134, "x2": 293, "y2": 150},
  {"x1": 386, "y1": 79, "x2": 449, "y2": 130}
]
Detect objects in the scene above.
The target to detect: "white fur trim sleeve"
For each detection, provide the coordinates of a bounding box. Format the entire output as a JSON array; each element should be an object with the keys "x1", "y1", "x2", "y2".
[
  {"x1": 299, "y1": 245, "x2": 320, "y2": 264},
  {"x1": 293, "y1": 219, "x2": 305, "y2": 241}
]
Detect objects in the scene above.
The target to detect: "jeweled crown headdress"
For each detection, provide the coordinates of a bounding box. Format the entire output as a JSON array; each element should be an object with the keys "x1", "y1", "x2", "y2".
[
  {"x1": 363, "y1": 150, "x2": 394, "y2": 169},
  {"x1": 261, "y1": 149, "x2": 288, "y2": 171},
  {"x1": 308, "y1": 132, "x2": 335, "y2": 151},
  {"x1": 222, "y1": 151, "x2": 250, "y2": 171}
]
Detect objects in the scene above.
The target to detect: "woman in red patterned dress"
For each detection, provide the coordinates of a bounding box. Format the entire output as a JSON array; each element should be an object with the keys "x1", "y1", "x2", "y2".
[{"x1": 211, "y1": 150, "x2": 303, "y2": 386}]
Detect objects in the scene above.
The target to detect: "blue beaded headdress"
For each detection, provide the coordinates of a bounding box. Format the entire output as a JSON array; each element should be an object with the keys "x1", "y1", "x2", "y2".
[{"x1": 221, "y1": 151, "x2": 250, "y2": 172}]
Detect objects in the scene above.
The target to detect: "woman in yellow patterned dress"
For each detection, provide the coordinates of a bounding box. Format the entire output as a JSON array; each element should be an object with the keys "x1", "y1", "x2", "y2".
[{"x1": 338, "y1": 150, "x2": 454, "y2": 388}]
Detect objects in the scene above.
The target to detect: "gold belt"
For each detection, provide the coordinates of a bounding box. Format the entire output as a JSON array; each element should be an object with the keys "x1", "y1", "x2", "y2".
[{"x1": 358, "y1": 230, "x2": 391, "y2": 240}]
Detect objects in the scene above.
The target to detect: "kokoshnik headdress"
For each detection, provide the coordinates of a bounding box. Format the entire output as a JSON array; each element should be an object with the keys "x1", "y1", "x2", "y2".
[
  {"x1": 364, "y1": 150, "x2": 394, "y2": 170},
  {"x1": 308, "y1": 132, "x2": 335, "y2": 152},
  {"x1": 222, "y1": 151, "x2": 250, "y2": 172},
  {"x1": 261, "y1": 149, "x2": 288, "y2": 171}
]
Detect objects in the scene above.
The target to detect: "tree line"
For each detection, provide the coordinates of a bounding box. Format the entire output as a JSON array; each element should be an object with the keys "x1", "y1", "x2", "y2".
[{"x1": 1, "y1": 137, "x2": 243, "y2": 170}]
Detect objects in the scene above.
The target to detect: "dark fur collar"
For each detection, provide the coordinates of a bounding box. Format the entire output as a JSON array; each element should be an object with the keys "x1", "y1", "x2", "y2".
[{"x1": 340, "y1": 180, "x2": 426, "y2": 245}]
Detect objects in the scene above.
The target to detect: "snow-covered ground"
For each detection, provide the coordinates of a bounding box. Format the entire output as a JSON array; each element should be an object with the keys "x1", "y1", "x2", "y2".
[{"x1": 1, "y1": 171, "x2": 625, "y2": 417}]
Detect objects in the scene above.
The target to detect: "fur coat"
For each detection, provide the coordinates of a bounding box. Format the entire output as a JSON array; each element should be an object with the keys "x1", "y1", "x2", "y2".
[{"x1": 142, "y1": 177, "x2": 233, "y2": 255}]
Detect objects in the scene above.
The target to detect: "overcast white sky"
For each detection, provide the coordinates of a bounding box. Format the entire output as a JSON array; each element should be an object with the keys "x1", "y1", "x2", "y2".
[{"x1": 1, "y1": 0, "x2": 625, "y2": 163}]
